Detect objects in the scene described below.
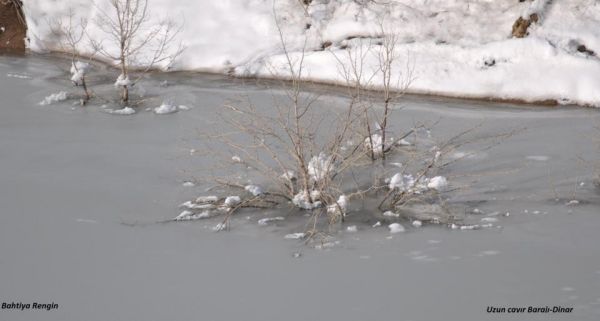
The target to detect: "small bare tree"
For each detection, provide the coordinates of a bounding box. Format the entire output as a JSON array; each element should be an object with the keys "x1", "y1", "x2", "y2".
[
  {"x1": 331, "y1": 38, "x2": 378, "y2": 160},
  {"x1": 331, "y1": 21, "x2": 414, "y2": 163},
  {"x1": 375, "y1": 28, "x2": 398, "y2": 161},
  {"x1": 92, "y1": 0, "x2": 183, "y2": 105},
  {"x1": 50, "y1": 9, "x2": 93, "y2": 104}
]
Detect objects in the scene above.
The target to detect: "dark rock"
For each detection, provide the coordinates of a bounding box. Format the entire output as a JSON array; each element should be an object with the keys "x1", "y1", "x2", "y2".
[
  {"x1": 321, "y1": 41, "x2": 333, "y2": 50},
  {"x1": 529, "y1": 13, "x2": 539, "y2": 23},
  {"x1": 484, "y1": 58, "x2": 496, "y2": 67},
  {"x1": 511, "y1": 17, "x2": 531, "y2": 38},
  {"x1": 577, "y1": 44, "x2": 596, "y2": 56}
]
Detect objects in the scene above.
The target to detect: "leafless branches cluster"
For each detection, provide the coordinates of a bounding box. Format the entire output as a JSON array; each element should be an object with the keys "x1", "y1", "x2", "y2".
[
  {"x1": 177, "y1": 14, "x2": 519, "y2": 236},
  {"x1": 50, "y1": 0, "x2": 183, "y2": 105},
  {"x1": 50, "y1": 9, "x2": 92, "y2": 104},
  {"x1": 176, "y1": 18, "x2": 474, "y2": 235},
  {"x1": 212, "y1": 21, "x2": 374, "y2": 229},
  {"x1": 92, "y1": 0, "x2": 183, "y2": 104}
]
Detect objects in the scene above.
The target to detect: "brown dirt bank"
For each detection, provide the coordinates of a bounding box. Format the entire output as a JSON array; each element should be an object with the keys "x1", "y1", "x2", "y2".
[{"x1": 0, "y1": 0, "x2": 26, "y2": 53}]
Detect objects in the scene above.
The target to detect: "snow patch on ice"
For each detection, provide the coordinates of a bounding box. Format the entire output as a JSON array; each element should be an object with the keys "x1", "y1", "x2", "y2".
[
  {"x1": 154, "y1": 101, "x2": 191, "y2": 115},
  {"x1": 396, "y1": 139, "x2": 411, "y2": 146},
  {"x1": 388, "y1": 223, "x2": 405, "y2": 234},
  {"x1": 244, "y1": 185, "x2": 263, "y2": 196},
  {"x1": 70, "y1": 61, "x2": 89, "y2": 84},
  {"x1": 258, "y1": 217, "x2": 284, "y2": 225},
  {"x1": 154, "y1": 102, "x2": 179, "y2": 114},
  {"x1": 364, "y1": 134, "x2": 384, "y2": 157},
  {"x1": 284, "y1": 232, "x2": 306, "y2": 240},
  {"x1": 427, "y1": 176, "x2": 448, "y2": 191},
  {"x1": 481, "y1": 217, "x2": 499, "y2": 223},
  {"x1": 383, "y1": 211, "x2": 400, "y2": 218},
  {"x1": 179, "y1": 201, "x2": 214, "y2": 210},
  {"x1": 114, "y1": 74, "x2": 132, "y2": 87},
  {"x1": 7, "y1": 73, "x2": 32, "y2": 79},
  {"x1": 224, "y1": 196, "x2": 241, "y2": 207},
  {"x1": 195, "y1": 196, "x2": 219, "y2": 203},
  {"x1": 212, "y1": 223, "x2": 227, "y2": 232},
  {"x1": 107, "y1": 107, "x2": 136, "y2": 115},
  {"x1": 308, "y1": 153, "x2": 334, "y2": 182},
  {"x1": 389, "y1": 173, "x2": 415, "y2": 191},
  {"x1": 566, "y1": 200, "x2": 580, "y2": 206},
  {"x1": 327, "y1": 195, "x2": 348, "y2": 216},
  {"x1": 175, "y1": 210, "x2": 211, "y2": 221},
  {"x1": 315, "y1": 241, "x2": 340, "y2": 250},
  {"x1": 280, "y1": 170, "x2": 296, "y2": 181},
  {"x1": 292, "y1": 191, "x2": 322, "y2": 210},
  {"x1": 39, "y1": 91, "x2": 68, "y2": 105}
]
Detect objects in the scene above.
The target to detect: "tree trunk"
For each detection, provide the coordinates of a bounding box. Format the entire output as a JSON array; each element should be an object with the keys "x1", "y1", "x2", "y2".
[
  {"x1": 120, "y1": 58, "x2": 129, "y2": 104},
  {"x1": 81, "y1": 77, "x2": 90, "y2": 105},
  {"x1": 122, "y1": 85, "x2": 129, "y2": 104}
]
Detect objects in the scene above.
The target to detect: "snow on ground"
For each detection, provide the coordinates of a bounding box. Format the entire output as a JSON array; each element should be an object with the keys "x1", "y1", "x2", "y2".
[{"x1": 24, "y1": 0, "x2": 600, "y2": 106}]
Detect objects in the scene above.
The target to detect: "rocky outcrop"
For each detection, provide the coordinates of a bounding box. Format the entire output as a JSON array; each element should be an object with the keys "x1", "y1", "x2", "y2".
[{"x1": 512, "y1": 13, "x2": 539, "y2": 38}]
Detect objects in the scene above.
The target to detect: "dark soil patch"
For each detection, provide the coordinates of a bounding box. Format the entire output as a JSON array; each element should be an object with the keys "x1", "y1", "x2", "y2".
[{"x1": 0, "y1": 0, "x2": 27, "y2": 53}]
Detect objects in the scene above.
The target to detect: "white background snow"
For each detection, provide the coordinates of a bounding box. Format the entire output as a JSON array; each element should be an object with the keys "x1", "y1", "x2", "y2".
[{"x1": 24, "y1": 0, "x2": 600, "y2": 106}]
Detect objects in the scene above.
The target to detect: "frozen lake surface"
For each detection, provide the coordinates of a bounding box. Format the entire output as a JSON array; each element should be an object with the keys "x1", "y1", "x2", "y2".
[{"x1": 1, "y1": 55, "x2": 600, "y2": 321}]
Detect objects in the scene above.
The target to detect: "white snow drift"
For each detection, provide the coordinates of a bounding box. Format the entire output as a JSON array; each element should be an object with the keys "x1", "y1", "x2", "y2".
[{"x1": 24, "y1": 0, "x2": 600, "y2": 106}]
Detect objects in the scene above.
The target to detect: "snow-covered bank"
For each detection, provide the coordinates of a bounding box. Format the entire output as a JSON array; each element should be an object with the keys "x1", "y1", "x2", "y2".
[{"x1": 24, "y1": 0, "x2": 600, "y2": 107}]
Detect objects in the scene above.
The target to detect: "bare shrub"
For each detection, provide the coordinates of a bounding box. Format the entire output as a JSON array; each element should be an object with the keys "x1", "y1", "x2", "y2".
[
  {"x1": 49, "y1": 9, "x2": 93, "y2": 105},
  {"x1": 177, "y1": 12, "x2": 516, "y2": 239}
]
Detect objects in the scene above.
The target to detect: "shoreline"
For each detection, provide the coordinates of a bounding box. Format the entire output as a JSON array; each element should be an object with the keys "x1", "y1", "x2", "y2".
[{"x1": 18, "y1": 50, "x2": 589, "y2": 110}]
